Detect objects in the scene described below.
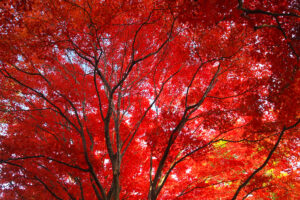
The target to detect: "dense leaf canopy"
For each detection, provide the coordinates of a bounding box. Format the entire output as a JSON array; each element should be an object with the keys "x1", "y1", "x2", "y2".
[{"x1": 0, "y1": 0, "x2": 299, "y2": 199}]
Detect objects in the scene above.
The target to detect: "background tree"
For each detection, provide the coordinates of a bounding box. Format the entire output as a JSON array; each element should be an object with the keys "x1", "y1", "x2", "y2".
[{"x1": 0, "y1": 0, "x2": 299, "y2": 199}]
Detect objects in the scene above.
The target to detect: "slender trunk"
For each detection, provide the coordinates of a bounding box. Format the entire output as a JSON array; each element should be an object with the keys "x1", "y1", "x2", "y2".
[
  {"x1": 148, "y1": 186, "x2": 157, "y2": 200},
  {"x1": 111, "y1": 155, "x2": 121, "y2": 200},
  {"x1": 112, "y1": 174, "x2": 120, "y2": 200}
]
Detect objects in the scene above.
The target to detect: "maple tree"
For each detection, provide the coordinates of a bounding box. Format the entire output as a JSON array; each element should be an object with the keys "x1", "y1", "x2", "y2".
[{"x1": 0, "y1": 0, "x2": 299, "y2": 199}]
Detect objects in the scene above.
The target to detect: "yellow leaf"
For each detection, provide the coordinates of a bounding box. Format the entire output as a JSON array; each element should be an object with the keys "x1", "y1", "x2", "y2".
[{"x1": 213, "y1": 140, "x2": 228, "y2": 148}]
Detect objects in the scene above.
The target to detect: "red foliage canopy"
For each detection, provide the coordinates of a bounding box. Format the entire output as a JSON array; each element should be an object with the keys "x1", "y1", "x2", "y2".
[{"x1": 0, "y1": 0, "x2": 299, "y2": 199}]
